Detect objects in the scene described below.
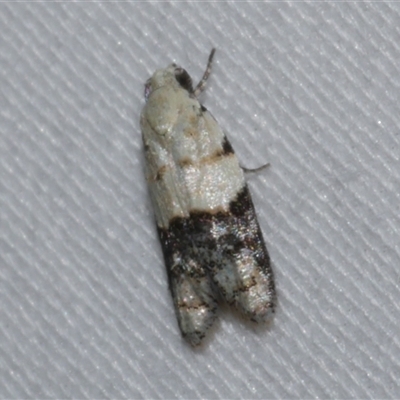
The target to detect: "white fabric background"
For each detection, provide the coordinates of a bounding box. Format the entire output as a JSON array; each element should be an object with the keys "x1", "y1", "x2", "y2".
[{"x1": 1, "y1": 2, "x2": 399, "y2": 398}]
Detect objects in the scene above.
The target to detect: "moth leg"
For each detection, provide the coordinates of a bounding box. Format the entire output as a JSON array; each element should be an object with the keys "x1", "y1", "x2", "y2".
[{"x1": 241, "y1": 162, "x2": 270, "y2": 174}]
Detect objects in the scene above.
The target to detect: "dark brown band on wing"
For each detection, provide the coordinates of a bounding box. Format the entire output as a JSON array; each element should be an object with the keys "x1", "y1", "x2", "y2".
[{"x1": 159, "y1": 186, "x2": 269, "y2": 268}]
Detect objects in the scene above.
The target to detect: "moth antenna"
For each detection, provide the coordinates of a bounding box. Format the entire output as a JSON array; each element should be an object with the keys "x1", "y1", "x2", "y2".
[{"x1": 193, "y1": 48, "x2": 216, "y2": 97}]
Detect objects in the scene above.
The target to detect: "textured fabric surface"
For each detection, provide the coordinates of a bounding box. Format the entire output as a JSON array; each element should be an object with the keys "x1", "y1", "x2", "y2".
[{"x1": 1, "y1": 2, "x2": 399, "y2": 398}]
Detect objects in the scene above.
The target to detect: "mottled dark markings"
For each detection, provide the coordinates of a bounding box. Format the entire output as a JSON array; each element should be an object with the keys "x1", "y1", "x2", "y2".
[
  {"x1": 222, "y1": 136, "x2": 235, "y2": 156},
  {"x1": 175, "y1": 68, "x2": 193, "y2": 92},
  {"x1": 155, "y1": 165, "x2": 167, "y2": 181},
  {"x1": 158, "y1": 186, "x2": 275, "y2": 345},
  {"x1": 178, "y1": 158, "x2": 192, "y2": 168}
]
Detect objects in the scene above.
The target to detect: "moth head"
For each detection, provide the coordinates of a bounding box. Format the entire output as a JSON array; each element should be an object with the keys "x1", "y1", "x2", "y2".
[{"x1": 144, "y1": 64, "x2": 193, "y2": 101}]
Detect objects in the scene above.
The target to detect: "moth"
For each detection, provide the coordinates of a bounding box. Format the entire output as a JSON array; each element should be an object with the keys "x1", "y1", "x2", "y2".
[{"x1": 140, "y1": 49, "x2": 276, "y2": 346}]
